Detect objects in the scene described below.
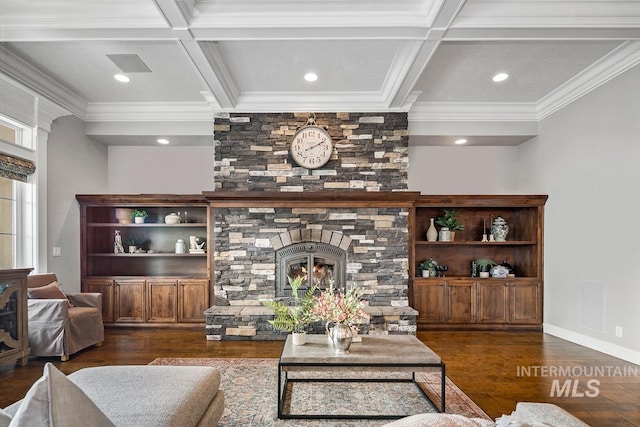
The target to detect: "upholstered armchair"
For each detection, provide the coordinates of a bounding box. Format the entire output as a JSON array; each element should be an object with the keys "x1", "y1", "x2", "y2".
[{"x1": 27, "y1": 273, "x2": 104, "y2": 361}]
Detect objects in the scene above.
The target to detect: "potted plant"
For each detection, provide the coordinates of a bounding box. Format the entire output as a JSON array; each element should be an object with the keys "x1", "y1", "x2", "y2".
[
  {"x1": 476, "y1": 258, "x2": 496, "y2": 278},
  {"x1": 435, "y1": 209, "x2": 464, "y2": 241},
  {"x1": 124, "y1": 236, "x2": 145, "y2": 254},
  {"x1": 418, "y1": 258, "x2": 438, "y2": 278},
  {"x1": 131, "y1": 209, "x2": 148, "y2": 224},
  {"x1": 261, "y1": 275, "x2": 316, "y2": 345}
]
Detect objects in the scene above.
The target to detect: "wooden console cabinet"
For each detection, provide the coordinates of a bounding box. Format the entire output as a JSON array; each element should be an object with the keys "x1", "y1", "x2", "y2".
[
  {"x1": 0, "y1": 268, "x2": 32, "y2": 366},
  {"x1": 411, "y1": 195, "x2": 546, "y2": 330},
  {"x1": 76, "y1": 195, "x2": 211, "y2": 327}
]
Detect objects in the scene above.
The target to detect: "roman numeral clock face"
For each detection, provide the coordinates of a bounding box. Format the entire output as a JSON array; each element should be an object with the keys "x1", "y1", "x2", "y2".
[{"x1": 290, "y1": 126, "x2": 333, "y2": 169}]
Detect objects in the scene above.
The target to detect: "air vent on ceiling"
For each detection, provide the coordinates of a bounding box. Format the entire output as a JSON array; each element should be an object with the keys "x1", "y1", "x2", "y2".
[{"x1": 106, "y1": 54, "x2": 151, "y2": 73}]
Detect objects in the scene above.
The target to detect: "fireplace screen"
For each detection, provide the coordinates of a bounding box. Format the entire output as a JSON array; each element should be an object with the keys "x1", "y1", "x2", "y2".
[{"x1": 276, "y1": 242, "x2": 346, "y2": 298}]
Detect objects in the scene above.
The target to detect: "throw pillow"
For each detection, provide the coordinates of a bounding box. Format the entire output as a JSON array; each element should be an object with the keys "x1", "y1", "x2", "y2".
[
  {"x1": 27, "y1": 281, "x2": 73, "y2": 307},
  {"x1": 8, "y1": 363, "x2": 114, "y2": 427},
  {"x1": 0, "y1": 409, "x2": 11, "y2": 427}
]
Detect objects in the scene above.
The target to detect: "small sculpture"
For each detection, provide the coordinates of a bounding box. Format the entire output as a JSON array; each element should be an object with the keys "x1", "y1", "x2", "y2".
[{"x1": 114, "y1": 230, "x2": 124, "y2": 254}]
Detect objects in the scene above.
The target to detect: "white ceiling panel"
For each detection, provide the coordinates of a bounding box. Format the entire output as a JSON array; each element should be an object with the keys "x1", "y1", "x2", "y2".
[
  {"x1": 5, "y1": 41, "x2": 209, "y2": 103},
  {"x1": 210, "y1": 40, "x2": 404, "y2": 93},
  {"x1": 414, "y1": 40, "x2": 624, "y2": 103}
]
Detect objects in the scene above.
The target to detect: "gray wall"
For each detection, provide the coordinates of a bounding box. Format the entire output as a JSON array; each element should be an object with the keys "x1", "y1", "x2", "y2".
[
  {"x1": 108, "y1": 146, "x2": 214, "y2": 194},
  {"x1": 46, "y1": 115, "x2": 108, "y2": 292},
  {"x1": 407, "y1": 146, "x2": 519, "y2": 194},
  {"x1": 516, "y1": 64, "x2": 640, "y2": 361}
]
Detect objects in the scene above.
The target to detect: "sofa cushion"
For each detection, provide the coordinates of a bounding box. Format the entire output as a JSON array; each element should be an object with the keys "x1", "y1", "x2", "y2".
[
  {"x1": 8, "y1": 363, "x2": 114, "y2": 427},
  {"x1": 0, "y1": 409, "x2": 11, "y2": 427},
  {"x1": 28, "y1": 281, "x2": 73, "y2": 307},
  {"x1": 68, "y1": 365, "x2": 221, "y2": 427}
]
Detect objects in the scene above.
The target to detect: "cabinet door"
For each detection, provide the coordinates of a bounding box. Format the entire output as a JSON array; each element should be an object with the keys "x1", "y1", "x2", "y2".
[
  {"x1": 510, "y1": 280, "x2": 541, "y2": 324},
  {"x1": 446, "y1": 279, "x2": 476, "y2": 323},
  {"x1": 147, "y1": 279, "x2": 178, "y2": 323},
  {"x1": 413, "y1": 280, "x2": 445, "y2": 323},
  {"x1": 477, "y1": 280, "x2": 509, "y2": 324},
  {"x1": 178, "y1": 279, "x2": 209, "y2": 323},
  {"x1": 84, "y1": 279, "x2": 115, "y2": 322},
  {"x1": 114, "y1": 279, "x2": 145, "y2": 323}
]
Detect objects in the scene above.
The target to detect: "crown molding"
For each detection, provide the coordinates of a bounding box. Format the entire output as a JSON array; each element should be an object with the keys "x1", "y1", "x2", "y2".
[
  {"x1": 38, "y1": 98, "x2": 71, "y2": 133},
  {"x1": 537, "y1": 40, "x2": 640, "y2": 119},
  {"x1": 453, "y1": 0, "x2": 640, "y2": 29},
  {"x1": 0, "y1": 46, "x2": 87, "y2": 119},
  {"x1": 409, "y1": 102, "x2": 538, "y2": 122},
  {"x1": 227, "y1": 91, "x2": 414, "y2": 113},
  {"x1": 85, "y1": 102, "x2": 214, "y2": 122}
]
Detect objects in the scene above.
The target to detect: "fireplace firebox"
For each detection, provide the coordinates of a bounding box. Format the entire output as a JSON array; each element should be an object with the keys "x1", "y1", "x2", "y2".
[{"x1": 276, "y1": 242, "x2": 346, "y2": 298}]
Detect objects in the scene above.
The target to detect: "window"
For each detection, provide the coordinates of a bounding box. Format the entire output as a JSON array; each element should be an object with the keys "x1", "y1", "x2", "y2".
[
  {"x1": 0, "y1": 123, "x2": 18, "y2": 145},
  {"x1": 0, "y1": 116, "x2": 36, "y2": 269},
  {"x1": 0, "y1": 177, "x2": 15, "y2": 269}
]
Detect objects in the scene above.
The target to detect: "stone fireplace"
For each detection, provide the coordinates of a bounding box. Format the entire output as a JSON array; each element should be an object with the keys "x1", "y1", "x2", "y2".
[{"x1": 204, "y1": 112, "x2": 419, "y2": 340}]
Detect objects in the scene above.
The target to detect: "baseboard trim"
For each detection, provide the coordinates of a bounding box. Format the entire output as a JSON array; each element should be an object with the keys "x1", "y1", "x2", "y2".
[{"x1": 544, "y1": 323, "x2": 640, "y2": 365}]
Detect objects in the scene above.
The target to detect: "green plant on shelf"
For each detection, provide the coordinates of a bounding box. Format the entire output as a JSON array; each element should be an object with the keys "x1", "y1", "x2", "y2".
[
  {"x1": 130, "y1": 209, "x2": 148, "y2": 219},
  {"x1": 435, "y1": 208, "x2": 464, "y2": 231},
  {"x1": 475, "y1": 258, "x2": 497, "y2": 272},
  {"x1": 124, "y1": 236, "x2": 145, "y2": 247}
]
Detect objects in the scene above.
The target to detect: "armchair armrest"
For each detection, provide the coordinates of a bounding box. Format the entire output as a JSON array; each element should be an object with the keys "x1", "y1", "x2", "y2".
[
  {"x1": 27, "y1": 299, "x2": 69, "y2": 323},
  {"x1": 67, "y1": 293, "x2": 102, "y2": 310}
]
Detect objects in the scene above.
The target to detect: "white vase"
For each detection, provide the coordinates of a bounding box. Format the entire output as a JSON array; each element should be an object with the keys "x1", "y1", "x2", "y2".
[
  {"x1": 134, "y1": 216, "x2": 145, "y2": 224},
  {"x1": 292, "y1": 331, "x2": 306, "y2": 346},
  {"x1": 421, "y1": 269, "x2": 430, "y2": 278},
  {"x1": 426, "y1": 218, "x2": 437, "y2": 242}
]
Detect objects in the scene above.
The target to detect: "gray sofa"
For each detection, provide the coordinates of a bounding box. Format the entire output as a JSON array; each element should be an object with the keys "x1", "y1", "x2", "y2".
[
  {"x1": 27, "y1": 273, "x2": 104, "y2": 361},
  {"x1": 2, "y1": 363, "x2": 225, "y2": 427},
  {"x1": 383, "y1": 402, "x2": 590, "y2": 426}
]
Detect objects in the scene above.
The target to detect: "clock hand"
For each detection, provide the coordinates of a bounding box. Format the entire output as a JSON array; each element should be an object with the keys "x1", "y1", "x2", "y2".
[{"x1": 305, "y1": 141, "x2": 325, "y2": 151}]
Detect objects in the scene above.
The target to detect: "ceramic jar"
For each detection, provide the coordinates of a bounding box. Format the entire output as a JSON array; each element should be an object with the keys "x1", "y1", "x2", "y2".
[
  {"x1": 175, "y1": 239, "x2": 186, "y2": 254},
  {"x1": 491, "y1": 216, "x2": 509, "y2": 241},
  {"x1": 438, "y1": 227, "x2": 451, "y2": 242},
  {"x1": 165, "y1": 213, "x2": 181, "y2": 224}
]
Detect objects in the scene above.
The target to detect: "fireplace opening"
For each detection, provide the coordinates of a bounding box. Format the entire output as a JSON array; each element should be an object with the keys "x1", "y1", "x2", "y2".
[{"x1": 276, "y1": 242, "x2": 346, "y2": 298}]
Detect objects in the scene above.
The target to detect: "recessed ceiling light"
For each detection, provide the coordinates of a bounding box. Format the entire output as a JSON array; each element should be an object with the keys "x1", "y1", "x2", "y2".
[
  {"x1": 492, "y1": 73, "x2": 509, "y2": 82},
  {"x1": 157, "y1": 138, "x2": 170, "y2": 145},
  {"x1": 304, "y1": 72, "x2": 318, "y2": 82},
  {"x1": 114, "y1": 74, "x2": 130, "y2": 83},
  {"x1": 454, "y1": 139, "x2": 467, "y2": 145}
]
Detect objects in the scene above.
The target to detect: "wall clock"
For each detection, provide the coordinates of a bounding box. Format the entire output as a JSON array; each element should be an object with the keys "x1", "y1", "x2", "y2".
[{"x1": 290, "y1": 125, "x2": 333, "y2": 169}]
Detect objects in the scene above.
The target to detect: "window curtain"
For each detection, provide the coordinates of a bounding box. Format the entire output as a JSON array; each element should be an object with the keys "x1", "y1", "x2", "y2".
[{"x1": 0, "y1": 151, "x2": 35, "y2": 182}]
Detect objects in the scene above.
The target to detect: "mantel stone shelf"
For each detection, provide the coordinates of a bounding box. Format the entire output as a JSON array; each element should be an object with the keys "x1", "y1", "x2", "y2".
[{"x1": 205, "y1": 305, "x2": 418, "y2": 341}]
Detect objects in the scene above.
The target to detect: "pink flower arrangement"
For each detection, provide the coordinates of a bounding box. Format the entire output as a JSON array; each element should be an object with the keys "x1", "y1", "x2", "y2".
[{"x1": 311, "y1": 281, "x2": 370, "y2": 325}]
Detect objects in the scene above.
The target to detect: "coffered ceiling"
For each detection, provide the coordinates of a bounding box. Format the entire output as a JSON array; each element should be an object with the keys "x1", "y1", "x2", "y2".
[{"x1": 1, "y1": 0, "x2": 640, "y2": 146}]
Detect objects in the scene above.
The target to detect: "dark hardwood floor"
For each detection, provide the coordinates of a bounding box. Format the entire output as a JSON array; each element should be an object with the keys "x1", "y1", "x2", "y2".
[{"x1": 1, "y1": 329, "x2": 638, "y2": 426}]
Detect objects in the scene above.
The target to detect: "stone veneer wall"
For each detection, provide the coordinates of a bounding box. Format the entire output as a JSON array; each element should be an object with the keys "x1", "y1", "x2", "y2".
[
  {"x1": 213, "y1": 207, "x2": 409, "y2": 306},
  {"x1": 208, "y1": 112, "x2": 416, "y2": 339},
  {"x1": 213, "y1": 112, "x2": 408, "y2": 192}
]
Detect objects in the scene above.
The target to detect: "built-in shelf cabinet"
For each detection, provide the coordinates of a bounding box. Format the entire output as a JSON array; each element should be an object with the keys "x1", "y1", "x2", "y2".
[
  {"x1": 76, "y1": 195, "x2": 211, "y2": 327},
  {"x1": 411, "y1": 195, "x2": 547, "y2": 330}
]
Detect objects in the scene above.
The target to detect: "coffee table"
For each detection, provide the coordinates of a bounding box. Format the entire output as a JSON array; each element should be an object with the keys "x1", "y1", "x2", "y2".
[{"x1": 278, "y1": 334, "x2": 445, "y2": 420}]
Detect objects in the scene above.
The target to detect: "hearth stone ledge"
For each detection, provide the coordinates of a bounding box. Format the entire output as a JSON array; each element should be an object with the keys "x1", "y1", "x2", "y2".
[{"x1": 204, "y1": 305, "x2": 418, "y2": 341}]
